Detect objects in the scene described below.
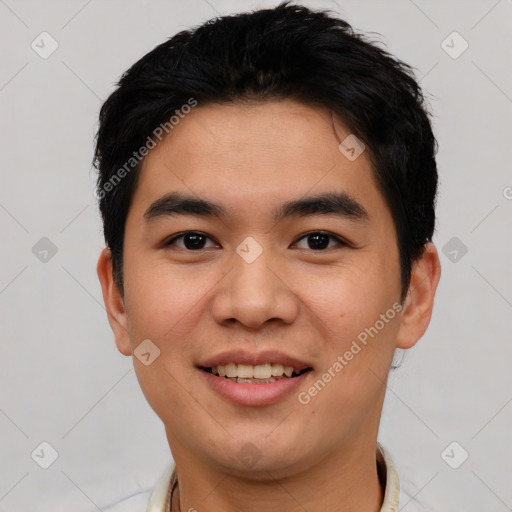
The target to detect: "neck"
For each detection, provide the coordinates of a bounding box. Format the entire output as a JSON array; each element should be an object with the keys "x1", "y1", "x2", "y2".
[{"x1": 170, "y1": 438, "x2": 385, "y2": 512}]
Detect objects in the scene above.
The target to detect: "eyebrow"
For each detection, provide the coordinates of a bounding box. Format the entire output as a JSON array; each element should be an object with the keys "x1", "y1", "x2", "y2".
[{"x1": 144, "y1": 191, "x2": 368, "y2": 224}]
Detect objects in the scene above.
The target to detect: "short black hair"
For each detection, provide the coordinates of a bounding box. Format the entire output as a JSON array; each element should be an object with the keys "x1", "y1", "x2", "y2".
[{"x1": 93, "y1": 1, "x2": 438, "y2": 301}]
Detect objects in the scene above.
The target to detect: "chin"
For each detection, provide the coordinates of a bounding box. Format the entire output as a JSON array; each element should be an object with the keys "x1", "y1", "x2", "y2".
[{"x1": 207, "y1": 437, "x2": 306, "y2": 476}]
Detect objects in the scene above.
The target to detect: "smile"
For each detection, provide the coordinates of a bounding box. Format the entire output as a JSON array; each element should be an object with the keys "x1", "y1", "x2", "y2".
[
  {"x1": 200, "y1": 364, "x2": 313, "y2": 406},
  {"x1": 203, "y1": 363, "x2": 310, "y2": 383}
]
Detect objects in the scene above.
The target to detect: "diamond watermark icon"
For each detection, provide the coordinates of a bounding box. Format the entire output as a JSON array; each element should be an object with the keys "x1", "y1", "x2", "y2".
[
  {"x1": 442, "y1": 237, "x2": 468, "y2": 263},
  {"x1": 441, "y1": 31, "x2": 469, "y2": 59},
  {"x1": 237, "y1": 442, "x2": 263, "y2": 468},
  {"x1": 31, "y1": 441, "x2": 59, "y2": 469},
  {"x1": 31, "y1": 31, "x2": 59, "y2": 59},
  {"x1": 236, "y1": 236, "x2": 263, "y2": 264},
  {"x1": 134, "y1": 339, "x2": 161, "y2": 366},
  {"x1": 338, "y1": 134, "x2": 365, "y2": 161},
  {"x1": 441, "y1": 441, "x2": 469, "y2": 469},
  {"x1": 32, "y1": 237, "x2": 58, "y2": 263}
]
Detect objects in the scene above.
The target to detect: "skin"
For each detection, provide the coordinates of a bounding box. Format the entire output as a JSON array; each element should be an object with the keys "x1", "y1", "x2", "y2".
[{"x1": 97, "y1": 99, "x2": 441, "y2": 512}]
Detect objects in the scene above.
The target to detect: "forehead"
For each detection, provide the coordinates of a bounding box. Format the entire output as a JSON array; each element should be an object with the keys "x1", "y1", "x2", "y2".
[{"x1": 131, "y1": 99, "x2": 386, "y2": 221}]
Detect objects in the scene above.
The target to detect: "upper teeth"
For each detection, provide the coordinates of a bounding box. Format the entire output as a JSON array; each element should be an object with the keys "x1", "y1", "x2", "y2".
[{"x1": 211, "y1": 363, "x2": 298, "y2": 379}]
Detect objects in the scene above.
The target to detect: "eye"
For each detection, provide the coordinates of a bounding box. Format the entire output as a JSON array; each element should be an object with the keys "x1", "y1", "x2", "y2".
[
  {"x1": 164, "y1": 231, "x2": 219, "y2": 250},
  {"x1": 294, "y1": 231, "x2": 348, "y2": 250},
  {"x1": 163, "y1": 231, "x2": 349, "y2": 251}
]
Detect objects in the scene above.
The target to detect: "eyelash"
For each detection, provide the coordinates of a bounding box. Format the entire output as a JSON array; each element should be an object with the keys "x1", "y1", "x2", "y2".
[{"x1": 163, "y1": 231, "x2": 350, "y2": 251}]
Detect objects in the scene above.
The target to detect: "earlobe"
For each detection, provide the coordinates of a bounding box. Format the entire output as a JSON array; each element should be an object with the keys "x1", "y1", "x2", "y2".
[
  {"x1": 396, "y1": 243, "x2": 441, "y2": 350},
  {"x1": 96, "y1": 248, "x2": 132, "y2": 356}
]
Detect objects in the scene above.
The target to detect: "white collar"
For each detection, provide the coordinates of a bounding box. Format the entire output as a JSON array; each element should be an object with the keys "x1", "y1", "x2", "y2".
[{"x1": 146, "y1": 442, "x2": 400, "y2": 512}]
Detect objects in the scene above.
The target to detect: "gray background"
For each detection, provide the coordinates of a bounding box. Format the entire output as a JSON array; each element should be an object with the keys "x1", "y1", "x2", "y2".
[{"x1": 1, "y1": 0, "x2": 511, "y2": 510}]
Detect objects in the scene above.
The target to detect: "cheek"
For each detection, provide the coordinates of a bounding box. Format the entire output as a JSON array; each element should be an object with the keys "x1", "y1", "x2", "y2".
[
  {"x1": 299, "y1": 257, "x2": 398, "y2": 333},
  {"x1": 295, "y1": 255, "x2": 401, "y2": 397},
  {"x1": 123, "y1": 253, "x2": 213, "y2": 342},
  {"x1": 297, "y1": 300, "x2": 401, "y2": 433},
  {"x1": 122, "y1": 266, "x2": 211, "y2": 424}
]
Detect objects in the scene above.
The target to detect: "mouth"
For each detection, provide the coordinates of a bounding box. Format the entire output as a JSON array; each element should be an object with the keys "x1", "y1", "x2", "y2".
[
  {"x1": 201, "y1": 363, "x2": 313, "y2": 384},
  {"x1": 197, "y1": 351, "x2": 314, "y2": 406}
]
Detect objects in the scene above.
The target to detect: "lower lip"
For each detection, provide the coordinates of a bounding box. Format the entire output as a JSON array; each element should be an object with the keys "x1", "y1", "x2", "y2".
[{"x1": 200, "y1": 369, "x2": 311, "y2": 406}]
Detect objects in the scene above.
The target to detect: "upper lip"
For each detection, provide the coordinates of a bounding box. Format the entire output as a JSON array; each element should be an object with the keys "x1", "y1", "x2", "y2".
[{"x1": 198, "y1": 350, "x2": 312, "y2": 371}]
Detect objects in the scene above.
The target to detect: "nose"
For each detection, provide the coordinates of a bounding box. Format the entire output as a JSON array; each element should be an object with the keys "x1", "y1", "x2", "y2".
[{"x1": 210, "y1": 244, "x2": 299, "y2": 329}]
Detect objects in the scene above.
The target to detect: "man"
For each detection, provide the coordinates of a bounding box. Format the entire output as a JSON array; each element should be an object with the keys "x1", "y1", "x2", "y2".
[{"x1": 94, "y1": 2, "x2": 441, "y2": 511}]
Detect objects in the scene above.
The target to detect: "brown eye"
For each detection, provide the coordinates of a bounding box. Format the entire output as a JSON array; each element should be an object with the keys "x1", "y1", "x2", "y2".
[
  {"x1": 294, "y1": 232, "x2": 347, "y2": 250},
  {"x1": 165, "y1": 232, "x2": 218, "y2": 250}
]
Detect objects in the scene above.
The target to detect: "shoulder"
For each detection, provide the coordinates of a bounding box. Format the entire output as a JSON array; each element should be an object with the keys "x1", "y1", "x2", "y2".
[
  {"x1": 101, "y1": 463, "x2": 175, "y2": 512},
  {"x1": 102, "y1": 490, "x2": 153, "y2": 512}
]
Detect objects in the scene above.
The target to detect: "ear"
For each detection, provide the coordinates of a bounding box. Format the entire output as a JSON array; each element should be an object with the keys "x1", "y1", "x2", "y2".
[
  {"x1": 396, "y1": 243, "x2": 441, "y2": 349},
  {"x1": 96, "y1": 248, "x2": 132, "y2": 356}
]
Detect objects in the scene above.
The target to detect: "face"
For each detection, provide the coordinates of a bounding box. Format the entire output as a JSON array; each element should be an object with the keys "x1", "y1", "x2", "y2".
[{"x1": 98, "y1": 99, "x2": 439, "y2": 479}]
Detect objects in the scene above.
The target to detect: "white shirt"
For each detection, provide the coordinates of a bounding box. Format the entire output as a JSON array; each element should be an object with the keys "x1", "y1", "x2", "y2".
[{"x1": 145, "y1": 442, "x2": 400, "y2": 512}]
